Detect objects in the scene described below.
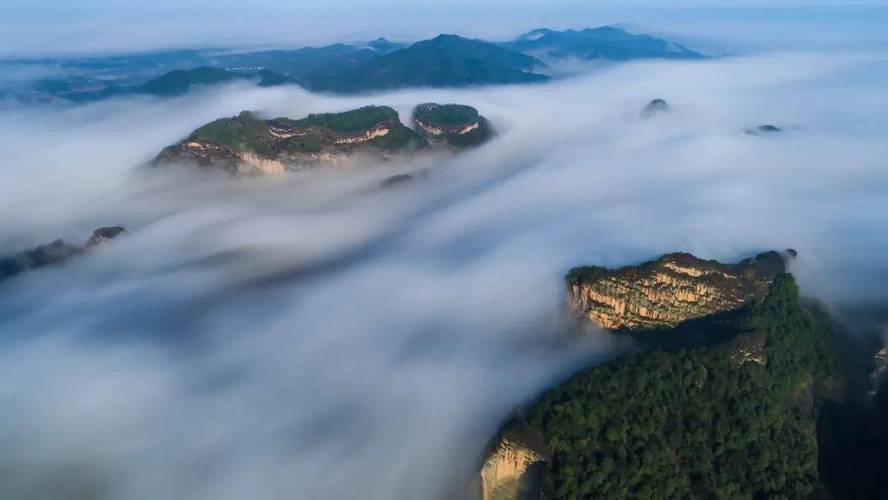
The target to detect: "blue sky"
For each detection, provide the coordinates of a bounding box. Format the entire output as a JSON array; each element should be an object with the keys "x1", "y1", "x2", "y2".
[{"x1": 2, "y1": 1, "x2": 888, "y2": 56}]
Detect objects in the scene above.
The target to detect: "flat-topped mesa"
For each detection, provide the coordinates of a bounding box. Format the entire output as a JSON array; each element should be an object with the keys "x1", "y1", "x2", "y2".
[
  {"x1": 412, "y1": 103, "x2": 492, "y2": 148},
  {"x1": 152, "y1": 106, "x2": 427, "y2": 175},
  {"x1": 566, "y1": 251, "x2": 791, "y2": 331}
]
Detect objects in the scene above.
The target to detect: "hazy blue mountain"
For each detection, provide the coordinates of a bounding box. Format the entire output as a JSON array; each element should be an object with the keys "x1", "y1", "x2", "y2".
[
  {"x1": 13, "y1": 41, "x2": 396, "y2": 102},
  {"x1": 205, "y1": 42, "x2": 396, "y2": 76},
  {"x1": 64, "y1": 67, "x2": 299, "y2": 101},
  {"x1": 138, "y1": 67, "x2": 297, "y2": 96},
  {"x1": 305, "y1": 34, "x2": 548, "y2": 91},
  {"x1": 6, "y1": 27, "x2": 701, "y2": 103},
  {"x1": 365, "y1": 37, "x2": 406, "y2": 53},
  {"x1": 507, "y1": 26, "x2": 703, "y2": 60}
]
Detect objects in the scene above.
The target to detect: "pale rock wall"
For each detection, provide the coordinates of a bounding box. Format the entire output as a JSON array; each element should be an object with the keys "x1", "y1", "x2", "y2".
[
  {"x1": 332, "y1": 126, "x2": 390, "y2": 144},
  {"x1": 480, "y1": 437, "x2": 546, "y2": 500},
  {"x1": 238, "y1": 152, "x2": 286, "y2": 175},
  {"x1": 568, "y1": 253, "x2": 783, "y2": 331},
  {"x1": 415, "y1": 118, "x2": 480, "y2": 136}
]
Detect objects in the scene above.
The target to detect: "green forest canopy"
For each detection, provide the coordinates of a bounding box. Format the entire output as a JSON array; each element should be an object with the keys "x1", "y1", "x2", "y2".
[{"x1": 527, "y1": 274, "x2": 834, "y2": 499}]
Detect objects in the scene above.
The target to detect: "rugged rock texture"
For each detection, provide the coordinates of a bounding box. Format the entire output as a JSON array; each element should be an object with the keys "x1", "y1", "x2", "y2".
[
  {"x1": 480, "y1": 423, "x2": 549, "y2": 500},
  {"x1": 566, "y1": 251, "x2": 789, "y2": 331},
  {"x1": 0, "y1": 226, "x2": 125, "y2": 283},
  {"x1": 152, "y1": 107, "x2": 428, "y2": 175},
  {"x1": 641, "y1": 98, "x2": 669, "y2": 118},
  {"x1": 412, "y1": 103, "x2": 492, "y2": 148}
]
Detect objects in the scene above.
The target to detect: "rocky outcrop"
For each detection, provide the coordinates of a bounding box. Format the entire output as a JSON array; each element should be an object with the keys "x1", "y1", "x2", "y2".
[
  {"x1": 0, "y1": 226, "x2": 125, "y2": 283},
  {"x1": 641, "y1": 98, "x2": 669, "y2": 118},
  {"x1": 566, "y1": 251, "x2": 790, "y2": 331},
  {"x1": 413, "y1": 103, "x2": 492, "y2": 148},
  {"x1": 86, "y1": 226, "x2": 126, "y2": 248},
  {"x1": 480, "y1": 423, "x2": 549, "y2": 500},
  {"x1": 747, "y1": 124, "x2": 782, "y2": 135}
]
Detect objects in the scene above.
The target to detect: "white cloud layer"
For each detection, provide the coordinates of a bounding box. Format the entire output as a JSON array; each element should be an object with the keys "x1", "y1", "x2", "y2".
[{"x1": 1, "y1": 52, "x2": 888, "y2": 499}]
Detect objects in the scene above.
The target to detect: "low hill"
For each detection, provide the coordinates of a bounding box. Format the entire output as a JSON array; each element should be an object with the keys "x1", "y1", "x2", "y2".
[
  {"x1": 138, "y1": 67, "x2": 297, "y2": 96},
  {"x1": 67, "y1": 67, "x2": 299, "y2": 101}
]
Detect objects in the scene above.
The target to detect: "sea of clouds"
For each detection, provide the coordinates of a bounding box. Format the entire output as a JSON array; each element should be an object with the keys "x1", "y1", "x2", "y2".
[{"x1": 1, "y1": 51, "x2": 887, "y2": 499}]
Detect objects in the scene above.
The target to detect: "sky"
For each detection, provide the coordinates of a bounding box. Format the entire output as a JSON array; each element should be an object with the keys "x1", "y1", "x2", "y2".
[{"x1": 3, "y1": 1, "x2": 888, "y2": 56}]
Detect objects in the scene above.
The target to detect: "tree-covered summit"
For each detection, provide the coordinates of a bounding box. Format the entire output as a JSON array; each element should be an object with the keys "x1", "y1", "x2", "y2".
[
  {"x1": 275, "y1": 105, "x2": 400, "y2": 133},
  {"x1": 513, "y1": 273, "x2": 835, "y2": 499},
  {"x1": 413, "y1": 103, "x2": 479, "y2": 126}
]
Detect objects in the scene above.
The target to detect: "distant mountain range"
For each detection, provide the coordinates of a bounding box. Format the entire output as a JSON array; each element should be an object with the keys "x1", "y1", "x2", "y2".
[
  {"x1": 7, "y1": 26, "x2": 704, "y2": 102},
  {"x1": 505, "y1": 26, "x2": 702, "y2": 60}
]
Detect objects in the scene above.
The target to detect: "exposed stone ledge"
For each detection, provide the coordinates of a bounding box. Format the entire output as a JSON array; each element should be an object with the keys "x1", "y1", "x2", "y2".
[
  {"x1": 414, "y1": 117, "x2": 480, "y2": 136},
  {"x1": 567, "y1": 251, "x2": 790, "y2": 331},
  {"x1": 480, "y1": 422, "x2": 549, "y2": 500}
]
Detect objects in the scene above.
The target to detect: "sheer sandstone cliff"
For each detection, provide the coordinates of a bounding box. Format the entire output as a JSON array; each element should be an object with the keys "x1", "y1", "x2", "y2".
[
  {"x1": 566, "y1": 251, "x2": 790, "y2": 331},
  {"x1": 480, "y1": 423, "x2": 549, "y2": 500}
]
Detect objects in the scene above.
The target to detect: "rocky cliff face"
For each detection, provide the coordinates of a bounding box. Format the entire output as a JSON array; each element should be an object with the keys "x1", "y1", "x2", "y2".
[
  {"x1": 480, "y1": 423, "x2": 549, "y2": 500},
  {"x1": 566, "y1": 251, "x2": 790, "y2": 331}
]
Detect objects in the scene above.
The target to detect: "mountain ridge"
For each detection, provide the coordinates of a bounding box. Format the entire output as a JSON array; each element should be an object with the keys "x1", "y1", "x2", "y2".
[{"x1": 16, "y1": 26, "x2": 702, "y2": 102}]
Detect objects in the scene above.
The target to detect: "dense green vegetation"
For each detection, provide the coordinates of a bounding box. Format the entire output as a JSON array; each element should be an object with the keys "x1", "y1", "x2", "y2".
[
  {"x1": 279, "y1": 105, "x2": 399, "y2": 133},
  {"x1": 414, "y1": 103, "x2": 479, "y2": 126},
  {"x1": 192, "y1": 111, "x2": 275, "y2": 156},
  {"x1": 366, "y1": 123, "x2": 426, "y2": 151},
  {"x1": 527, "y1": 274, "x2": 834, "y2": 499},
  {"x1": 186, "y1": 107, "x2": 425, "y2": 156}
]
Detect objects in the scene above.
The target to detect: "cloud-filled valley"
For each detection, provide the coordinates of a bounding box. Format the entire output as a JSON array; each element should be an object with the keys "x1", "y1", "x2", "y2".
[{"x1": 1, "y1": 50, "x2": 888, "y2": 499}]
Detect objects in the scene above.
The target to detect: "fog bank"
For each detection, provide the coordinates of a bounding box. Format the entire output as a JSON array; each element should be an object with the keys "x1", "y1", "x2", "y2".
[{"x1": 1, "y1": 52, "x2": 888, "y2": 499}]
